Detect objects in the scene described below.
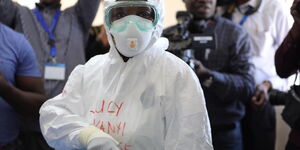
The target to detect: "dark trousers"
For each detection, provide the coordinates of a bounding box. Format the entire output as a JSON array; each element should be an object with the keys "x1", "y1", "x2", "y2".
[
  {"x1": 212, "y1": 122, "x2": 243, "y2": 150},
  {"x1": 286, "y1": 129, "x2": 300, "y2": 150},
  {"x1": 242, "y1": 103, "x2": 276, "y2": 150},
  {"x1": 0, "y1": 138, "x2": 23, "y2": 150},
  {"x1": 286, "y1": 141, "x2": 300, "y2": 150},
  {"x1": 18, "y1": 131, "x2": 54, "y2": 150}
]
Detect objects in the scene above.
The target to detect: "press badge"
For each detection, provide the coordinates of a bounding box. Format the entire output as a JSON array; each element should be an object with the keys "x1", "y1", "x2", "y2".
[
  {"x1": 44, "y1": 63, "x2": 66, "y2": 80},
  {"x1": 192, "y1": 33, "x2": 216, "y2": 50},
  {"x1": 193, "y1": 36, "x2": 213, "y2": 43}
]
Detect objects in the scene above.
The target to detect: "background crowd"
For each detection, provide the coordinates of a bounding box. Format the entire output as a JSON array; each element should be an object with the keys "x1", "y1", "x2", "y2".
[{"x1": 0, "y1": 0, "x2": 299, "y2": 150}]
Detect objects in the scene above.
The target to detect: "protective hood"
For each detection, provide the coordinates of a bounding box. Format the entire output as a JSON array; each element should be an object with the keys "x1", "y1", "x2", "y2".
[{"x1": 104, "y1": 0, "x2": 166, "y2": 61}]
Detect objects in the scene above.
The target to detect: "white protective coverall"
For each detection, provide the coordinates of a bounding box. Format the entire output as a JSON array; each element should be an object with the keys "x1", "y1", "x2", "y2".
[{"x1": 39, "y1": 0, "x2": 213, "y2": 150}]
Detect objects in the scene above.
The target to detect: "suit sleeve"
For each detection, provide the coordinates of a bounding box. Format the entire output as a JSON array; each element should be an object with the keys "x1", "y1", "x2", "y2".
[
  {"x1": 164, "y1": 61, "x2": 213, "y2": 150},
  {"x1": 39, "y1": 65, "x2": 90, "y2": 150}
]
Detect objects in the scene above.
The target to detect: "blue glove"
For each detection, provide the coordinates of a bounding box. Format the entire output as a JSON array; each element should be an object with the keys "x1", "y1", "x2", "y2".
[{"x1": 87, "y1": 137, "x2": 120, "y2": 150}]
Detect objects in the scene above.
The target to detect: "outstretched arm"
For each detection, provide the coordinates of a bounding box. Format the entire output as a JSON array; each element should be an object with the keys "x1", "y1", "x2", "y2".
[
  {"x1": 40, "y1": 65, "x2": 118, "y2": 150},
  {"x1": 0, "y1": 0, "x2": 20, "y2": 27},
  {"x1": 40, "y1": 65, "x2": 90, "y2": 150},
  {"x1": 73, "y1": 0, "x2": 100, "y2": 32}
]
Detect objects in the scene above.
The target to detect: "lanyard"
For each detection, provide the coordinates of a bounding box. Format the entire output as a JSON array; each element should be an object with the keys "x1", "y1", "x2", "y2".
[
  {"x1": 239, "y1": 15, "x2": 248, "y2": 26},
  {"x1": 33, "y1": 8, "x2": 61, "y2": 58}
]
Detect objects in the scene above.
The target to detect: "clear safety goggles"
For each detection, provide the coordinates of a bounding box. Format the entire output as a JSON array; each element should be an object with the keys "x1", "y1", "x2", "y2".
[{"x1": 105, "y1": 1, "x2": 159, "y2": 32}]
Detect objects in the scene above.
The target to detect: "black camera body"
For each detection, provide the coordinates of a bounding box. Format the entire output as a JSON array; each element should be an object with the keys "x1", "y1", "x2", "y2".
[
  {"x1": 164, "y1": 11, "x2": 217, "y2": 69},
  {"x1": 164, "y1": 11, "x2": 193, "y2": 50},
  {"x1": 164, "y1": 11, "x2": 195, "y2": 68}
]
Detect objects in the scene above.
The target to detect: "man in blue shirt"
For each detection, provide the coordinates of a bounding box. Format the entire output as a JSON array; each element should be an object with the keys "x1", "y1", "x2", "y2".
[
  {"x1": 0, "y1": 23, "x2": 46, "y2": 150},
  {"x1": 0, "y1": 0, "x2": 100, "y2": 147}
]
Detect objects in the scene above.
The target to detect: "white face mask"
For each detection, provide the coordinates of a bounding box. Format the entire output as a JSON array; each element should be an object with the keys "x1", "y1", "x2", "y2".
[{"x1": 110, "y1": 15, "x2": 155, "y2": 57}]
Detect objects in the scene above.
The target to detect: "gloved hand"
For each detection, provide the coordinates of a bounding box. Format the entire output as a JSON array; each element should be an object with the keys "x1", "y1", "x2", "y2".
[
  {"x1": 79, "y1": 126, "x2": 120, "y2": 150},
  {"x1": 87, "y1": 137, "x2": 120, "y2": 150}
]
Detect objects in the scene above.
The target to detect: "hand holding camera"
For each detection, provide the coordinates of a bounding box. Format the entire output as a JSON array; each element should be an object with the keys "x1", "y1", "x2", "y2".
[
  {"x1": 191, "y1": 59, "x2": 211, "y2": 78},
  {"x1": 251, "y1": 81, "x2": 272, "y2": 110}
]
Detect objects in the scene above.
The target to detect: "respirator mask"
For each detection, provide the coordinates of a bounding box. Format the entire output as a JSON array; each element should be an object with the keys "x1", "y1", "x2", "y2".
[{"x1": 105, "y1": 1, "x2": 159, "y2": 57}]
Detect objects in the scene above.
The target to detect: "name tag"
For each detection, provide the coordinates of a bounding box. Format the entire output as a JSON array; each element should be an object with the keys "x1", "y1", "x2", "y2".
[
  {"x1": 191, "y1": 33, "x2": 216, "y2": 50},
  {"x1": 44, "y1": 63, "x2": 65, "y2": 80},
  {"x1": 193, "y1": 36, "x2": 213, "y2": 43}
]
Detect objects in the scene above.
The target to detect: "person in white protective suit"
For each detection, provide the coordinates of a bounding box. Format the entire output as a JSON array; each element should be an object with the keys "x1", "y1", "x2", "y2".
[{"x1": 39, "y1": 0, "x2": 213, "y2": 150}]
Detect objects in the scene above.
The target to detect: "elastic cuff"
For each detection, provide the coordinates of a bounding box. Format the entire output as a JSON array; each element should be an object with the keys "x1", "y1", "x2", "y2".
[{"x1": 79, "y1": 126, "x2": 119, "y2": 147}]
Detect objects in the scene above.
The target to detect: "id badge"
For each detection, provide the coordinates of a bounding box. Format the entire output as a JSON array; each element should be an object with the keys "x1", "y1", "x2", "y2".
[
  {"x1": 192, "y1": 33, "x2": 215, "y2": 50},
  {"x1": 44, "y1": 63, "x2": 66, "y2": 80}
]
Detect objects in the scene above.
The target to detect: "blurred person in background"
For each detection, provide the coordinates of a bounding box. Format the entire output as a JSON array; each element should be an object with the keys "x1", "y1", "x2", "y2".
[
  {"x1": 275, "y1": 0, "x2": 300, "y2": 78},
  {"x1": 0, "y1": 0, "x2": 100, "y2": 149},
  {"x1": 218, "y1": 0, "x2": 293, "y2": 149},
  {"x1": 85, "y1": 25, "x2": 110, "y2": 61},
  {"x1": 0, "y1": 23, "x2": 45, "y2": 150},
  {"x1": 163, "y1": 0, "x2": 255, "y2": 149},
  {"x1": 273, "y1": 1, "x2": 300, "y2": 149}
]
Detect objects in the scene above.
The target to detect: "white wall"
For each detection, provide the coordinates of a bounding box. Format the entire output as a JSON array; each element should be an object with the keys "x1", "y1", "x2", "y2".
[
  {"x1": 12, "y1": 0, "x2": 294, "y2": 150},
  {"x1": 12, "y1": 0, "x2": 38, "y2": 8},
  {"x1": 60, "y1": 0, "x2": 186, "y2": 27},
  {"x1": 12, "y1": 0, "x2": 185, "y2": 27}
]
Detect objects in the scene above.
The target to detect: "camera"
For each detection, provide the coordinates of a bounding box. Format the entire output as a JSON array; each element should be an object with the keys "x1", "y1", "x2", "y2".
[
  {"x1": 164, "y1": 11, "x2": 193, "y2": 48},
  {"x1": 163, "y1": 11, "x2": 195, "y2": 68},
  {"x1": 269, "y1": 83, "x2": 300, "y2": 128}
]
